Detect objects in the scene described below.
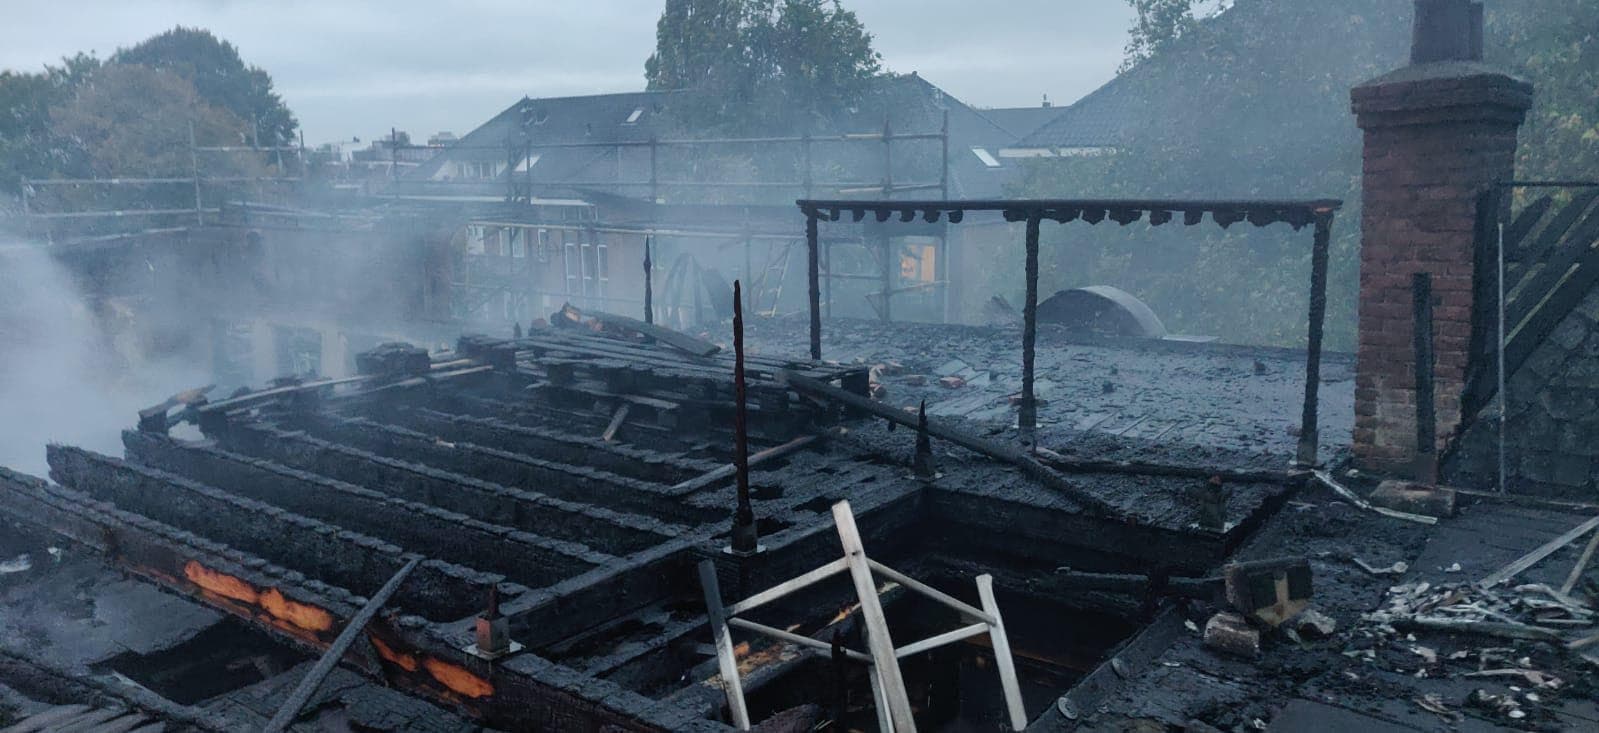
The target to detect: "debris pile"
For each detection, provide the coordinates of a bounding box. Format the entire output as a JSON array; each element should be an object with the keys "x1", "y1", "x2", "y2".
[{"x1": 1348, "y1": 580, "x2": 1599, "y2": 725}]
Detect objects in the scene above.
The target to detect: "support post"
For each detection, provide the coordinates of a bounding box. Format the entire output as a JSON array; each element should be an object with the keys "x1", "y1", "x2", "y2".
[
  {"x1": 729, "y1": 280, "x2": 759, "y2": 555},
  {"x1": 807, "y1": 213, "x2": 821, "y2": 360},
  {"x1": 832, "y1": 501, "x2": 917, "y2": 732},
  {"x1": 977, "y1": 575, "x2": 1028, "y2": 732},
  {"x1": 697, "y1": 560, "x2": 752, "y2": 730},
  {"x1": 1297, "y1": 213, "x2": 1332, "y2": 466},
  {"x1": 1020, "y1": 214, "x2": 1041, "y2": 446},
  {"x1": 880, "y1": 232, "x2": 894, "y2": 323},
  {"x1": 802, "y1": 131, "x2": 813, "y2": 200},
  {"x1": 188, "y1": 120, "x2": 203, "y2": 225},
  {"x1": 1412, "y1": 272, "x2": 1437, "y2": 483},
  {"x1": 643, "y1": 236, "x2": 654, "y2": 325},
  {"x1": 649, "y1": 137, "x2": 659, "y2": 203},
  {"x1": 263, "y1": 558, "x2": 420, "y2": 733}
]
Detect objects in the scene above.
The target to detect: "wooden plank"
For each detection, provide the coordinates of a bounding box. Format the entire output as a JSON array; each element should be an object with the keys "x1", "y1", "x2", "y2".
[
  {"x1": 831, "y1": 500, "x2": 917, "y2": 732},
  {"x1": 867, "y1": 559, "x2": 995, "y2": 625},
  {"x1": 1, "y1": 705, "x2": 92, "y2": 733},
  {"x1": 725, "y1": 557, "x2": 849, "y2": 617},
  {"x1": 572, "y1": 306, "x2": 722, "y2": 357},
  {"x1": 263, "y1": 557, "x2": 421, "y2": 733},
  {"x1": 1479, "y1": 514, "x2": 1599, "y2": 589},
  {"x1": 978, "y1": 575, "x2": 1029, "y2": 731},
  {"x1": 894, "y1": 622, "x2": 989, "y2": 659},
  {"x1": 670, "y1": 435, "x2": 821, "y2": 493},
  {"x1": 726, "y1": 618, "x2": 872, "y2": 663},
  {"x1": 697, "y1": 560, "x2": 752, "y2": 730}
]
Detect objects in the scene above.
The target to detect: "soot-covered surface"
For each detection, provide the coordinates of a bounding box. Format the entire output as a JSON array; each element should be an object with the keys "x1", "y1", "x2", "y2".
[{"x1": 742, "y1": 316, "x2": 1355, "y2": 472}]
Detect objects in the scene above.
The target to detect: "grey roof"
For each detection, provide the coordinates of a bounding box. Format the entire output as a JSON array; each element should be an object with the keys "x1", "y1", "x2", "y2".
[
  {"x1": 977, "y1": 105, "x2": 1067, "y2": 139},
  {"x1": 405, "y1": 74, "x2": 1037, "y2": 201},
  {"x1": 1015, "y1": 78, "x2": 1137, "y2": 150}
]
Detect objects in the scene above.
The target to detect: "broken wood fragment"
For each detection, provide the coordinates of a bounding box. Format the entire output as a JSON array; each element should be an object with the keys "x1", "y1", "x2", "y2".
[
  {"x1": 1311, "y1": 470, "x2": 1437, "y2": 525},
  {"x1": 1560, "y1": 529, "x2": 1599, "y2": 597},
  {"x1": 1478, "y1": 513, "x2": 1599, "y2": 589},
  {"x1": 601, "y1": 403, "x2": 630, "y2": 443}
]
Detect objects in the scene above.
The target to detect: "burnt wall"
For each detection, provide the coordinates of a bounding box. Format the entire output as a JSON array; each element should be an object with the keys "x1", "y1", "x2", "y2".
[{"x1": 1446, "y1": 288, "x2": 1599, "y2": 498}]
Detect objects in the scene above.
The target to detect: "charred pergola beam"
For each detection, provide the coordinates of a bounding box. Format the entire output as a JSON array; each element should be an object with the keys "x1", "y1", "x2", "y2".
[{"x1": 798, "y1": 197, "x2": 1343, "y2": 466}]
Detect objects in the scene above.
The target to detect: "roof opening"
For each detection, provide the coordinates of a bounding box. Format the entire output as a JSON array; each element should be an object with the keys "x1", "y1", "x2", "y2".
[{"x1": 970, "y1": 147, "x2": 1002, "y2": 168}]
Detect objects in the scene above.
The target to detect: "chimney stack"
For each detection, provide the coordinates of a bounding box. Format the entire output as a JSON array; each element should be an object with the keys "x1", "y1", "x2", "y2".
[{"x1": 1349, "y1": 0, "x2": 1533, "y2": 473}]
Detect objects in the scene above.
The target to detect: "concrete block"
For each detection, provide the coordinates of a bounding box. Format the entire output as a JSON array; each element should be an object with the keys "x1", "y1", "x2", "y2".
[
  {"x1": 1370, "y1": 480, "x2": 1456, "y2": 518},
  {"x1": 1203, "y1": 612, "x2": 1260, "y2": 658}
]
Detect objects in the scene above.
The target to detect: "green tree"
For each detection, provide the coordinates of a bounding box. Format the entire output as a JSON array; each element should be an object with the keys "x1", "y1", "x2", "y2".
[
  {"x1": 111, "y1": 27, "x2": 297, "y2": 146},
  {"x1": 0, "y1": 53, "x2": 100, "y2": 194},
  {"x1": 645, "y1": 0, "x2": 881, "y2": 132}
]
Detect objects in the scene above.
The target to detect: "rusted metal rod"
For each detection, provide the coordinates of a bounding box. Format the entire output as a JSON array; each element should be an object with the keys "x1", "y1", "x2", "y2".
[
  {"x1": 263, "y1": 557, "x2": 420, "y2": 733},
  {"x1": 730, "y1": 281, "x2": 758, "y2": 554}
]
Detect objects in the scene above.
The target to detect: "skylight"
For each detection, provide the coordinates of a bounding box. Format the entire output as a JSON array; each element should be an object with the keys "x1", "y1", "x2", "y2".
[
  {"x1": 971, "y1": 147, "x2": 1002, "y2": 168},
  {"x1": 624, "y1": 108, "x2": 644, "y2": 124}
]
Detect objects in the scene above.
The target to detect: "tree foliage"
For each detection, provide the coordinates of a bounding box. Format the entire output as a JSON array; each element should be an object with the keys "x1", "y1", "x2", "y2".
[
  {"x1": 111, "y1": 27, "x2": 297, "y2": 146},
  {"x1": 1009, "y1": 0, "x2": 1599, "y2": 351},
  {"x1": 645, "y1": 0, "x2": 881, "y2": 132}
]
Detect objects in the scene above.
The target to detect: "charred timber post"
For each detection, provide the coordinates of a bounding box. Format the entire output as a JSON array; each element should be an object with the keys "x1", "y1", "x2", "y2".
[
  {"x1": 1020, "y1": 213, "x2": 1042, "y2": 446},
  {"x1": 729, "y1": 280, "x2": 760, "y2": 555},
  {"x1": 643, "y1": 236, "x2": 653, "y2": 325},
  {"x1": 807, "y1": 212, "x2": 822, "y2": 360},
  {"x1": 1296, "y1": 212, "x2": 1333, "y2": 467},
  {"x1": 1413, "y1": 272, "x2": 1438, "y2": 483}
]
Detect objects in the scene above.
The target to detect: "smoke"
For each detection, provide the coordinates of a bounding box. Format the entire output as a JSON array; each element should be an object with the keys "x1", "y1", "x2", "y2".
[{"x1": 0, "y1": 242, "x2": 207, "y2": 475}]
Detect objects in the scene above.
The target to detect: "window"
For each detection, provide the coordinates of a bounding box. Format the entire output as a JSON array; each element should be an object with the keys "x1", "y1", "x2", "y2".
[
  {"x1": 513, "y1": 154, "x2": 541, "y2": 172},
  {"x1": 624, "y1": 108, "x2": 644, "y2": 124},
  {"x1": 970, "y1": 147, "x2": 1002, "y2": 168}
]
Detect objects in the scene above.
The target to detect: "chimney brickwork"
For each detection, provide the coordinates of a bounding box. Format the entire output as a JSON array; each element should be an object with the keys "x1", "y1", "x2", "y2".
[{"x1": 1350, "y1": 1, "x2": 1532, "y2": 473}]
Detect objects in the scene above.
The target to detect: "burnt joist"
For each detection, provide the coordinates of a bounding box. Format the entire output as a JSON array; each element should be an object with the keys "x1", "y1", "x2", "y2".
[
  {"x1": 216, "y1": 420, "x2": 683, "y2": 555},
  {"x1": 43, "y1": 447, "x2": 489, "y2": 621},
  {"x1": 121, "y1": 431, "x2": 610, "y2": 589},
  {"x1": 291, "y1": 415, "x2": 718, "y2": 523},
  {"x1": 354, "y1": 406, "x2": 719, "y2": 484}
]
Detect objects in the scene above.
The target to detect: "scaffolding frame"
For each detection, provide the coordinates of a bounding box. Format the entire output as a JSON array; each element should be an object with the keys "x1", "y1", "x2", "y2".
[{"x1": 697, "y1": 500, "x2": 1027, "y2": 732}]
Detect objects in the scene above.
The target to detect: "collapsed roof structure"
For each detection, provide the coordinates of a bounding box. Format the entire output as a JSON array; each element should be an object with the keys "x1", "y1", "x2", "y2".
[{"x1": 2, "y1": 2, "x2": 1599, "y2": 732}]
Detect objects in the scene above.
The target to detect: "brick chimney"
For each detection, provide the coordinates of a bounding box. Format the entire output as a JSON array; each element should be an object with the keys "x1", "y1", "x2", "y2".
[{"x1": 1350, "y1": 0, "x2": 1533, "y2": 474}]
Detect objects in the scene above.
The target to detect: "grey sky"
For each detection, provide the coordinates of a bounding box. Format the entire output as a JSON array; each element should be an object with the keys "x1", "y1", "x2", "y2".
[{"x1": 1, "y1": 1, "x2": 1134, "y2": 146}]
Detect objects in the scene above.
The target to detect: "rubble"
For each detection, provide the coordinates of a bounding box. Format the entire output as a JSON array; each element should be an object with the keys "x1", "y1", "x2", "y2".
[{"x1": 1203, "y1": 612, "x2": 1260, "y2": 658}]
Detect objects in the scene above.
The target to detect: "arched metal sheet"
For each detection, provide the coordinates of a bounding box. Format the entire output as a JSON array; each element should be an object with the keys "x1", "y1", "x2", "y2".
[{"x1": 1036, "y1": 285, "x2": 1167, "y2": 339}]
